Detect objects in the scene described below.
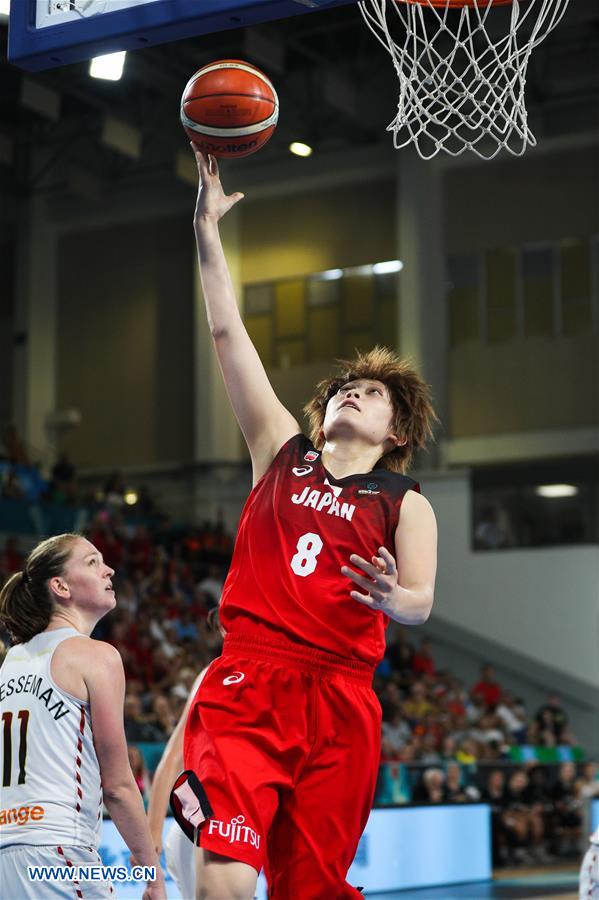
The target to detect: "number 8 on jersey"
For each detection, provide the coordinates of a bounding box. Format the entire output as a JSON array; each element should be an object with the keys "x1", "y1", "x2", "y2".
[{"x1": 290, "y1": 532, "x2": 323, "y2": 577}]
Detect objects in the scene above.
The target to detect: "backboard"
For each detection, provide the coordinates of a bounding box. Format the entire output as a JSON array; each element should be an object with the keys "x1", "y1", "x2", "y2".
[{"x1": 8, "y1": 0, "x2": 356, "y2": 71}]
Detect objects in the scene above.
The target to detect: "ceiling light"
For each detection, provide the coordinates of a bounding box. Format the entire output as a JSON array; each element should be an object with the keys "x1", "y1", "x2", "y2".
[
  {"x1": 90, "y1": 51, "x2": 126, "y2": 81},
  {"x1": 535, "y1": 484, "x2": 579, "y2": 499},
  {"x1": 0, "y1": 0, "x2": 10, "y2": 18},
  {"x1": 346, "y1": 264, "x2": 373, "y2": 277},
  {"x1": 124, "y1": 490, "x2": 138, "y2": 506},
  {"x1": 319, "y1": 268, "x2": 343, "y2": 281},
  {"x1": 373, "y1": 259, "x2": 404, "y2": 274},
  {"x1": 289, "y1": 141, "x2": 312, "y2": 158}
]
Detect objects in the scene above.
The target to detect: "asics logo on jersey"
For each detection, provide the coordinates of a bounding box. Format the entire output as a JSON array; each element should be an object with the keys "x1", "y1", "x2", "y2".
[
  {"x1": 292, "y1": 465, "x2": 313, "y2": 476},
  {"x1": 222, "y1": 672, "x2": 245, "y2": 685},
  {"x1": 0, "y1": 804, "x2": 45, "y2": 826},
  {"x1": 207, "y1": 814, "x2": 261, "y2": 848}
]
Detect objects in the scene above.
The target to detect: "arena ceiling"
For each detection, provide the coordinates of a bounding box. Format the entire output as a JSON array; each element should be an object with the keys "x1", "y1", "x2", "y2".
[{"x1": 0, "y1": 2, "x2": 598, "y2": 198}]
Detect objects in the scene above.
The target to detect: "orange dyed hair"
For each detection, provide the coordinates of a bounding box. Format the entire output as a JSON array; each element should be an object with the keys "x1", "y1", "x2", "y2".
[{"x1": 303, "y1": 346, "x2": 438, "y2": 473}]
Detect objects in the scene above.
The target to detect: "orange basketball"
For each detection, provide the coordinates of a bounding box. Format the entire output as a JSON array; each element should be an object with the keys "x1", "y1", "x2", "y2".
[{"x1": 180, "y1": 60, "x2": 279, "y2": 159}]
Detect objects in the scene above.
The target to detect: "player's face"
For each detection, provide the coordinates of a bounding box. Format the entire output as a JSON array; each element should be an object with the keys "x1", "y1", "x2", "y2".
[
  {"x1": 60, "y1": 538, "x2": 116, "y2": 613},
  {"x1": 323, "y1": 379, "x2": 399, "y2": 448}
]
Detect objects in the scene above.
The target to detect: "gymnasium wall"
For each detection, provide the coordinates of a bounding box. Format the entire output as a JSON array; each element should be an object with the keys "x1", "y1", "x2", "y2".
[
  {"x1": 55, "y1": 216, "x2": 194, "y2": 469},
  {"x1": 270, "y1": 361, "x2": 329, "y2": 422},
  {"x1": 423, "y1": 470, "x2": 599, "y2": 689},
  {"x1": 449, "y1": 336, "x2": 599, "y2": 436},
  {"x1": 235, "y1": 144, "x2": 598, "y2": 448},
  {"x1": 10, "y1": 140, "x2": 597, "y2": 468},
  {"x1": 0, "y1": 184, "x2": 16, "y2": 426},
  {"x1": 445, "y1": 145, "x2": 598, "y2": 251},
  {"x1": 445, "y1": 144, "x2": 599, "y2": 439},
  {"x1": 0, "y1": 237, "x2": 14, "y2": 425},
  {"x1": 240, "y1": 177, "x2": 396, "y2": 283}
]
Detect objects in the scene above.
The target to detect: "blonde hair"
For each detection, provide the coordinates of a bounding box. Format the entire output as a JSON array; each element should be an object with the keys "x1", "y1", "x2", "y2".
[
  {"x1": 0, "y1": 534, "x2": 80, "y2": 645},
  {"x1": 303, "y1": 346, "x2": 438, "y2": 473}
]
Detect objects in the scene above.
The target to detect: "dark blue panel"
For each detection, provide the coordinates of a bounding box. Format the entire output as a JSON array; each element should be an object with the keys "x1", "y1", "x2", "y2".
[{"x1": 8, "y1": 0, "x2": 357, "y2": 71}]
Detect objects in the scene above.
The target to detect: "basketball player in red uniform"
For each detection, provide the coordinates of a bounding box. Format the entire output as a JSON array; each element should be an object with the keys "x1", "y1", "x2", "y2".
[{"x1": 171, "y1": 149, "x2": 438, "y2": 899}]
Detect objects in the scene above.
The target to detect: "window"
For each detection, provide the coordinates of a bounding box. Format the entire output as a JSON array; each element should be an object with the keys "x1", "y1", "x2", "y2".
[
  {"x1": 471, "y1": 457, "x2": 598, "y2": 550},
  {"x1": 560, "y1": 239, "x2": 593, "y2": 336},
  {"x1": 485, "y1": 248, "x2": 517, "y2": 345},
  {"x1": 274, "y1": 280, "x2": 305, "y2": 339},
  {"x1": 447, "y1": 237, "x2": 596, "y2": 349},
  {"x1": 245, "y1": 315, "x2": 273, "y2": 367},
  {"x1": 243, "y1": 261, "x2": 400, "y2": 368}
]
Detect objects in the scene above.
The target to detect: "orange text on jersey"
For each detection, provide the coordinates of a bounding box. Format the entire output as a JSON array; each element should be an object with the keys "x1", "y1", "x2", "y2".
[{"x1": 0, "y1": 804, "x2": 45, "y2": 826}]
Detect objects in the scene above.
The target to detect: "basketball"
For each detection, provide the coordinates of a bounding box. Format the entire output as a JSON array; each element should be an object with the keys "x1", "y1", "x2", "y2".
[{"x1": 180, "y1": 60, "x2": 279, "y2": 159}]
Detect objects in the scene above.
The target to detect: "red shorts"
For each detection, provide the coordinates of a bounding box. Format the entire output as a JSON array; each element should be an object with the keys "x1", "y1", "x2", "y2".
[{"x1": 171, "y1": 633, "x2": 381, "y2": 899}]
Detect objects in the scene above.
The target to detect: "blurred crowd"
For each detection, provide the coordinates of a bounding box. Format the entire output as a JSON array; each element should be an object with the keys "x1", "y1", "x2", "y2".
[
  {"x1": 479, "y1": 760, "x2": 599, "y2": 865},
  {"x1": 377, "y1": 642, "x2": 578, "y2": 765},
  {"x1": 0, "y1": 515, "x2": 231, "y2": 730},
  {"x1": 1, "y1": 509, "x2": 597, "y2": 868},
  {"x1": 0, "y1": 439, "x2": 158, "y2": 520},
  {"x1": 372, "y1": 638, "x2": 598, "y2": 862},
  {"x1": 0, "y1": 424, "x2": 173, "y2": 520}
]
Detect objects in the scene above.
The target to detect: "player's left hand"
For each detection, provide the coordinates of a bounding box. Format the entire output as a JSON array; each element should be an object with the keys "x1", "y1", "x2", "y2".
[{"x1": 341, "y1": 546, "x2": 399, "y2": 615}]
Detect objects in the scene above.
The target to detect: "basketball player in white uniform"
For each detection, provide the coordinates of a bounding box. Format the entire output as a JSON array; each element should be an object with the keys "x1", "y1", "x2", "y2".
[
  {"x1": 148, "y1": 669, "x2": 206, "y2": 900},
  {"x1": 0, "y1": 533, "x2": 165, "y2": 900},
  {"x1": 147, "y1": 612, "x2": 223, "y2": 898},
  {"x1": 580, "y1": 826, "x2": 599, "y2": 899}
]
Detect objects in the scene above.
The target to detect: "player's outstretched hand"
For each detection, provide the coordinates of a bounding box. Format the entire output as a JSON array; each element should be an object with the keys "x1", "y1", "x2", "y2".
[
  {"x1": 191, "y1": 144, "x2": 244, "y2": 224},
  {"x1": 341, "y1": 546, "x2": 400, "y2": 616}
]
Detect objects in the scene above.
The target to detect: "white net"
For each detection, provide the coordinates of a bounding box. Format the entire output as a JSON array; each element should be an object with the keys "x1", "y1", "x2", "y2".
[{"x1": 357, "y1": 0, "x2": 571, "y2": 159}]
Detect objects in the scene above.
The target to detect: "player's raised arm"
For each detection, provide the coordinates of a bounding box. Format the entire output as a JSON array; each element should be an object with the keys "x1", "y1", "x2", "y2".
[{"x1": 192, "y1": 147, "x2": 300, "y2": 482}]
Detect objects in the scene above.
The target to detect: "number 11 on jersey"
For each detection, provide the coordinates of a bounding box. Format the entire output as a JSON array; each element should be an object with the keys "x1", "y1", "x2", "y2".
[
  {"x1": 290, "y1": 532, "x2": 323, "y2": 577},
  {"x1": 2, "y1": 709, "x2": 30, "y2": 786}
]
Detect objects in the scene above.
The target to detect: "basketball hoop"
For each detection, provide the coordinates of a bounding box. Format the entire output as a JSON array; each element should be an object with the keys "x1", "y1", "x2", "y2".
[{"x1": 357, "y1": 0, "x2": 570, "y2": 159}]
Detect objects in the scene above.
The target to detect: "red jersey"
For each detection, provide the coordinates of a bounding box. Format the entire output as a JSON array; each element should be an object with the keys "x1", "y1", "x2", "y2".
[
  {"x1": 220, "y1": 434, "x2": 420, "y2": 667},
  {"x1": 472, "y1": 680, "x2": 502, "y2": 708},
  {"x1": 412, "y1": 652, "x2": 436, "y2": 677}
]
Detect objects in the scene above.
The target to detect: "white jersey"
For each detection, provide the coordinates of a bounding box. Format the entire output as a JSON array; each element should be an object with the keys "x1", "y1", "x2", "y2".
[
  {"x1": 580, "y1": 834, "x2": 599, "y2": 899},
  {"x1": 0, "y1": 627, "x2": 103, "y2": 848}
]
